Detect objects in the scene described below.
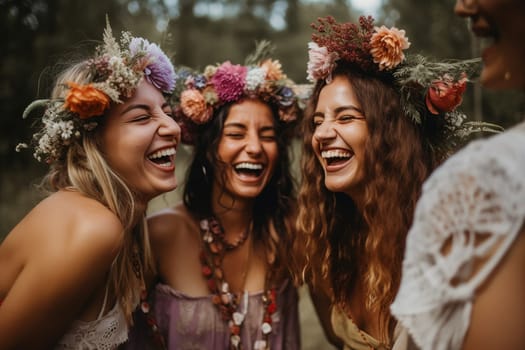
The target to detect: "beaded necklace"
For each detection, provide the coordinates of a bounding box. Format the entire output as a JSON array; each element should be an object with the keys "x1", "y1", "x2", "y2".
[
  {"x1": 132, "y1": 247, "x2": 167, "y2": 350},
  {"x1": 199, "y1": 216, "x2": 277, "y2": 350}
]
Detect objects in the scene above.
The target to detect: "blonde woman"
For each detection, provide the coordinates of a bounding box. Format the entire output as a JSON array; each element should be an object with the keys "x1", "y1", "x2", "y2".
[{"x1": 0, "y1": 22, "x2": 180, "y2": 349}]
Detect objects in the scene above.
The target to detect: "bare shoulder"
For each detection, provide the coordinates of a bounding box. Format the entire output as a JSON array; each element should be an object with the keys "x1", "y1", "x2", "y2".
[
  {"x1": 148, "y1": 201, "x2": 199, "y2": 245},
  {"x1": 16, "y1": 190, "x2": 123, "y2": 263}
]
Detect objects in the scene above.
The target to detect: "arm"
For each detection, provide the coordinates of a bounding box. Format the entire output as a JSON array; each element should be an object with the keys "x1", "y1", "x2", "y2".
[
  {"x1": 0, "y1": 200, "x2": 123, "y2": 349},
  {"x1": 462, "y1": 226, "x2": 525, "y2": 350}
]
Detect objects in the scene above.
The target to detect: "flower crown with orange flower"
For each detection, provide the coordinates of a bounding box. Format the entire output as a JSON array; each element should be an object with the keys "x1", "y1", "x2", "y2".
[
  {"x1": 172, "y1": 41, "x2": 309, "y2": 145},
  {"x1": 17, "y1": 19, "x2": 176, "y2": 163},
  {"x1": 307, "y1": 16, "x2": 503, "y2": 157}
]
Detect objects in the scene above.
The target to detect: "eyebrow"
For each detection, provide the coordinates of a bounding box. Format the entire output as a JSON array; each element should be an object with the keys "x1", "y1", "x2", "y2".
[
  {"x1": 313, "y1": 105, "x2": 364, "y2": 118},
  {"x1": 223, "y1": 123, "x2": 276, "y2": 131}
]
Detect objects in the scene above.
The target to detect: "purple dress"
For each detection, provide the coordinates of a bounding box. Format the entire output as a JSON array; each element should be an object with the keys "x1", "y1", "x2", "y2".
[{"x1": 124, "y1": 279, "x2": 300, "y2": 349}]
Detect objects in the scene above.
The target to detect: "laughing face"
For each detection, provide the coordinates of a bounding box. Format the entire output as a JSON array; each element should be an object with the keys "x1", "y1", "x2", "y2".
[
  {"x1": 312, "y1": 75, "x2": 369, "y2": 200},
  {"x1": 214, "y1": 99, "x2": 278, "y2": 203},
  {"x1": 455, "y1": 0, "x2": 525, "y2": 89},
  {"x1": 101, "y1": 79, "x2": 181, "y2": 202}
]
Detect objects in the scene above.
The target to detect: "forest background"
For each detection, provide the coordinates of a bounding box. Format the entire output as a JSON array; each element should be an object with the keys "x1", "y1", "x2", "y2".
[{"x1": 1, "y1": 0, "x2": 524, "y2": 348}]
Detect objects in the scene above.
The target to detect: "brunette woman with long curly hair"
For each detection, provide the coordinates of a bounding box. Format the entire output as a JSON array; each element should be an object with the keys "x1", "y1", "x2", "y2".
[{"x1": 294, "y1": 16, "x2": 498, "y2": 350}]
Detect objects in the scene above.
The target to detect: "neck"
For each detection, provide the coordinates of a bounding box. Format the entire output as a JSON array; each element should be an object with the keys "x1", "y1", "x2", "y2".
[{"x1": 211, "y1": 184, "x2": 255, "y2": 238}]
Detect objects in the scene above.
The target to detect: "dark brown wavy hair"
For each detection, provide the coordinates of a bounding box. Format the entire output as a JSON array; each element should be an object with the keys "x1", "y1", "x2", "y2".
[
  {"x1": 296, "y1": 64, "x2": 442, "y2": 342},
  {"x1": 184, "y1": 97, "x2": 297, "y2": 282}
]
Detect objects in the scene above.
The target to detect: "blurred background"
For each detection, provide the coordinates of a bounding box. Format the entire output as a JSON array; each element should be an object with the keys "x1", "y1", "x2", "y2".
[{"x1": 1, "y1": 0, "x2": 524, "y2": 348}]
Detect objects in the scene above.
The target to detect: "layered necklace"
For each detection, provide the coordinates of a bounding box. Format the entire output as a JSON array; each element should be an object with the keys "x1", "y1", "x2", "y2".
[{"x1": 199, "y1": 216, "x2": 277, "y2": 350}]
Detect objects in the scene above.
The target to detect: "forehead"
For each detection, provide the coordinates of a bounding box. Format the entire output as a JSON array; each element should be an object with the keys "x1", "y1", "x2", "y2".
[
  {"x1": 225, "y1": 99, "x2": 275, "y2": 125},
  {"x1": 316, "y1": 76, "x2": 360, "y2": 110}
]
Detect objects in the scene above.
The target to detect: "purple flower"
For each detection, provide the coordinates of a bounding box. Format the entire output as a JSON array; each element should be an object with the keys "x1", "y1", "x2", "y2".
[
  {"x1": 194, "y1": 75, "x2": 207, "y2": 89},
  {"x1": 130, "y1": 37, "x2": 176, "y2": 93},
  {"x1": 211, "y1": 61, "x2": 247, "y2": 102},
  {"x1": 277, "y1": 86, "x2": 295, "y2": 107}
]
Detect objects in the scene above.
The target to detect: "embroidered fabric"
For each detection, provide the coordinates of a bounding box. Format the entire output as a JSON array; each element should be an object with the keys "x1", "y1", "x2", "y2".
[
  {"x1": 55, "y1": 296, "x2": 128, "y2": 350},
  {"x1": 391, "y1": 122, "x2": 525, "y2": 350}
]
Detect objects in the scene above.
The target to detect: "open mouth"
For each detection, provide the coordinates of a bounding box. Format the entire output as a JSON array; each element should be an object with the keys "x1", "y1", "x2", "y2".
[
  {"x1": 148, "y1": 147, "x2": 176, "y2": 168},
  {"x1": 234, "y1": 162, "x2": 264, "y2": 177},
  {"x1": 321, "y1": 149, "x2": 352, "y2": 166}
]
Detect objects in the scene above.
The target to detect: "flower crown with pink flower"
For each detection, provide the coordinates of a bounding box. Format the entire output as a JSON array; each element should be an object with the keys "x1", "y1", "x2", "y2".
[
  {"x1": 172, "y1": 41, "x2": 309, "y2": 145},
  {"x1": 307, "y1": 16, "x2": 503, "y2": 157},
  {"x1": 17, "y1": 19, "x2": 176, "y2": 163}
]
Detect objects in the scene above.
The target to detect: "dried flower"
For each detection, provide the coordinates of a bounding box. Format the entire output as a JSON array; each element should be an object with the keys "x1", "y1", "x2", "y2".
[
  {"x1": 64, "y1": 82, "x2": 110, "y2": 119},
  {"x1": 370, "y1": 26, "x2": 410, "y2": 70},
  {"x1": 425, "y1": 74, "x2": 467, "y2": 115},
  {"x1": 21, "y1": 22, "x2": 177, "y2": 163}
]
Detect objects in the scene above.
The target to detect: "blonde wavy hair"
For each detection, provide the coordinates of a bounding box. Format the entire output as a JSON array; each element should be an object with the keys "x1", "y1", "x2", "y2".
[
  {"x1": 40, "y1": 62, "x2": 155, "y2": 323},
  {"x1": 296, "y1": 65, "x2": 440, "y2": 343}
]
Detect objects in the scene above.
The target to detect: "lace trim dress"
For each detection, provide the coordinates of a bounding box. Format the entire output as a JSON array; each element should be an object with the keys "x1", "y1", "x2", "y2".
[
  {"x1": 391, "y1": 122, "x2": 525, "y2": 350},
  {"x1": 125, "y1": 279, "x2": 300, "y2": 350},
  {"x1": 55, "y1": 286, "x2": 129, "y2": 350}
]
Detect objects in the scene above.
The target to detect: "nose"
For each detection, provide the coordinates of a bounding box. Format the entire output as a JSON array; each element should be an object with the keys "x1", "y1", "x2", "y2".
[
  {"x1": 313, "y1": 120, "x2": 337, "y2": 142},
  {"x1": 159, "y1": 111, "x2": 181, "y2": 142},
  {"x1": 245, "y1": 133, "x2": 263, "y2": 156},
  {"x1": 454, "y1": 0, "x2": 477, "y2": 17}
]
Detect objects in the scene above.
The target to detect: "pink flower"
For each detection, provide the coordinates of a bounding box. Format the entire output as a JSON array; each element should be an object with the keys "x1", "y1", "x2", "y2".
[
  {"x1": 425, "y1": 74, "x2": 467, "y2": 115},
  {"x1": 211, "y1": 61, "x2": 247, "y2": 102},
  {"x1": 370, "y1": 26, "x2": 410, "y2": 71},
  {"x1": 180, "y1": 89, "x2": 212, "y2": 124},
  {"x1": 306, "y1": 42, "x2": 339, "y2": 82}
]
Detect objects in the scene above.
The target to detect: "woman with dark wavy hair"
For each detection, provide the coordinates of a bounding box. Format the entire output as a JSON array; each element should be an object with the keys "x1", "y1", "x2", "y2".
[
  {"x1": 126, "y1": 45, "x2": 303, "y2": 350},
  {"x1": 295, "y1": 16, "x2": 499, "y2": 350}
]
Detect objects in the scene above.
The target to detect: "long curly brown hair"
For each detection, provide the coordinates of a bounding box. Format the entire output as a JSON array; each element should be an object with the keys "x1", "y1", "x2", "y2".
[
  {"x1": 296, "y1": 64, "x2": 441, "y2": 342},
  {"x1": 184, "y1": 98, "x2": 298, "y2": 283}
]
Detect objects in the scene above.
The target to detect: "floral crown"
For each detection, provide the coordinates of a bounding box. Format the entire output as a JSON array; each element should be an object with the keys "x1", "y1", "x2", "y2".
[
  {"x1": 307, "y1": 16, "x2": 503, "y2": 157},
  {"x1": 17, "y1": 20, "x2": 176, "y2": 163},
  {"x1": 172, "y1": 41, "x2": 308, "y2": 145}
]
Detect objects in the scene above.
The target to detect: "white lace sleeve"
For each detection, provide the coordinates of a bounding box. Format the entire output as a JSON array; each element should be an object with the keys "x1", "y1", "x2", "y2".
[{"x1": 391, "y1": 124, "x2": 525, "y2": 350}]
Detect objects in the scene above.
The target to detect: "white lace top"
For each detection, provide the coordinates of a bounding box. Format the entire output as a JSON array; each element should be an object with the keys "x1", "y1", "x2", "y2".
[
  {"x1": 391, "y1": 122, "x2": 525, "y2": 350},
  {"x1": 55, "y1": 286, "x2": 128, "y2": 350}
]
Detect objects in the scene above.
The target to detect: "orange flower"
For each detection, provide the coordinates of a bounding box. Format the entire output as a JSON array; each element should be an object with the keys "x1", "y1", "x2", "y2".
[
  {"x1": 425, "y1": 74, "x2": 467, "y2": 115},
  {"x1": 260, "y1": 59, "x2": 285, "y2": 81},
  {"x1": 370, "y1": 26, "x2": 410, "y2": 71},
  {"x1": 180, "y1": 89, "x2": 212, "y2": 124},
  {"x1": 64, "y1": 82, "x2": 110, "y2": 119}
]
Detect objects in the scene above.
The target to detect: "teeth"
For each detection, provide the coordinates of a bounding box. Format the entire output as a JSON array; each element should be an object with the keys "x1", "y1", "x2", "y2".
[
  {"x1": 321, "y1": 150, "x2": 351, "y2": 159},
  {"x1": 235, "y1": 162, "x2": 263, "y2": 170},
  {"x1": 157, "y1": 161, "x2": 173, "y2": 168},
  {"x1": 148, "y1": 147, "x2": 176, "y2": 160}
]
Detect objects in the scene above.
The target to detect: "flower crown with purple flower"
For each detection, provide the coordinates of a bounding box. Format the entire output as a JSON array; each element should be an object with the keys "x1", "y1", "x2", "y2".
[
  {"x1": 17, "y1": 19, "x2": 176, "y2": 163},
  {"x1": 172, "y1": 41, "x2": 308, "y2": 145},
  {"x1": 307, "y1": 16, "x2": 503, "y2": 157}
]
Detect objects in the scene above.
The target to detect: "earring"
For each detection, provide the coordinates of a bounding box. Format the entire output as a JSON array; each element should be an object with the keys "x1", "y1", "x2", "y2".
[{"x1": 504, "y1": 71, "x2": 511, "y2": 81}]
